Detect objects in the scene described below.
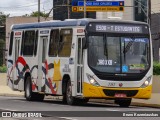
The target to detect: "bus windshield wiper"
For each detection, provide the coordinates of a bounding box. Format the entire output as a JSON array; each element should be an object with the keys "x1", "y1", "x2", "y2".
[
  {"x1": 123, "y1": 38, "x2": 134, "y2": 63},
  {"x1": 123, "y1": 40, "x2": 134, "y2": 54},
  {"x1": 104, "y1": 37, "x2": 108, "y2": 60}
]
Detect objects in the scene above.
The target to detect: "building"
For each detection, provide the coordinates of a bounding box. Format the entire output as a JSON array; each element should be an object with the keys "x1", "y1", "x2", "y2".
[
  {"x1": 5, "y1": 17, "x2": 52, "y2": 63},
  {"x1": 6, "y1": 17, "x2": 52, "y2": 49},
  {"x1": 150, "y1": 0, "x2": 160, "y2": 61},
  {"x1": 53, "y1": 0, "x2": 96, "y2": 20},
  {"x1": 53, "y1": 0, "x2": 149, "y2": 22},
  {"x1": 96, "y1": 0, "x2": 134, "y2": 21},
  {"x1": 97, "y1": 0, "x2": 149, "y2": 22}
]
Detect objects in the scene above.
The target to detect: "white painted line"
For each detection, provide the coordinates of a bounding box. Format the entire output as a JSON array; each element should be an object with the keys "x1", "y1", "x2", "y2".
[
  {"x1": 12, "y1": 100, "x2": 25, "y2": 102},
  {"x1": 59, "y1": 117, "x2": 78, "y2": 120},
  {"x1": 105, "y1": 108, "x2": 121, "y2": 111},
  {"x1": 0, "y1": 108, "x2": 17, "y2": 111}
]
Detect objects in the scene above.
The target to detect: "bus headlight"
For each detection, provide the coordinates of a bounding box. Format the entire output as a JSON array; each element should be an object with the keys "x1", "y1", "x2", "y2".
[
  {"x1": 86, "y1": 73, "x2": 100, "y2": 86},
  {"x1": 141, "y1": 76, "x2": 152, "y2": 88}
]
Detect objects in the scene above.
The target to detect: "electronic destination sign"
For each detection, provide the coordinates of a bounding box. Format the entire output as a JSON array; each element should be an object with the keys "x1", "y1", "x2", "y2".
[{"x1": 86, "y1": 22, "x2": 149, "y2": 34}]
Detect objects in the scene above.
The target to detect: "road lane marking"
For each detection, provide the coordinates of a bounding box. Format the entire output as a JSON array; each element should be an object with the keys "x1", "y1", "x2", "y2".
[
  {"x1": 105, "y1": 108, "x2": 121, "y2": 111},
  {"x1": 0, "y1": 108, "x2": 17, "y2": 111},
  {"x1": 59, "y1": 117, "x2": 78, "y2": 120}
]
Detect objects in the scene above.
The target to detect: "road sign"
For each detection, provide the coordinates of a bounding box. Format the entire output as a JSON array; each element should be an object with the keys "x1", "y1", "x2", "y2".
[
  {"x1": 72, "y1": 6, "x2": 78, "y2": 12},
  {"x1": 77, "y1": 1, "x2": 124, "y2": 6},
  {"x1": 72, "y1": 6, "x2": 124, "y2": 12}
]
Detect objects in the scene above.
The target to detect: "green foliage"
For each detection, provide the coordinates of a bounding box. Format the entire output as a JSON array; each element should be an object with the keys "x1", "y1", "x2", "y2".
[
  {"x1": 0, "y1": 12, "x2": 9, "y2": 41},
  {"x1": 0, "y1": 40, "x2": 5, "y2": 66},
  {"x1": 0, "y1": 12, "x2": 9, "y2": 26},
  {"x1": 30, "y1": 11, "x2": 48, "y2": 17},
  {"x1": 153, "y1": 61, "x2": 160, "y2": 75},
  {"x1": 0, "y1": 65, "x2": 7, "y2": 73}
]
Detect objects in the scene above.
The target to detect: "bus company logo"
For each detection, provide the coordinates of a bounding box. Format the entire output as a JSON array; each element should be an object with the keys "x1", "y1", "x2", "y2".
[
  {"x1": 119, "y1": 83, "x2": 123, "y2": 87},
  {"x1": 2, "y1": 112, "x2": 11, "y2": 117}
]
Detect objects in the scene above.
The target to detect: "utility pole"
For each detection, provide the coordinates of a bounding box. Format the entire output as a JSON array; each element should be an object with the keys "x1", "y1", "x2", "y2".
[
  {"x1": 84, "y1": 0, "x2": 86, "y2": 18},
  {"x1": 67, "y1": 0, "x2": 70, "y2": 19},
  {"x1": 53, "y1": 0, "x2": 54, "y2": 20},
  {"x1": 38, "y1": 0, "x2": 40, "y2": 22},
  {"x1": 148, "y1": 0, "x2": 151, "y2": 26},
  {"x1": 54, "y1": 0, "x2": 71, "y2": 19}
]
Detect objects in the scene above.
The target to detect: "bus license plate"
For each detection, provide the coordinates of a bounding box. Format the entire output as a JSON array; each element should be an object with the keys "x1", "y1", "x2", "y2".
[{"x1": 114, "y1": 93, "x2": 126, "y2": 98}]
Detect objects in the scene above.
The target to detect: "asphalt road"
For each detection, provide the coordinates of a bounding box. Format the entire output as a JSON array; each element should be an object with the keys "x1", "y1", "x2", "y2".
[{"x1": 0, "y1": 96, "x2": 159, "y2": 120}]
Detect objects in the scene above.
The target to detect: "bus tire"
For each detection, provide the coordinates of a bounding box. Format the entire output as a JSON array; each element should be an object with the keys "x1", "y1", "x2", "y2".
[
  {"x1": 62, "y1": 95, "x2": 67, "y2": 104},
  {"x1": 66, "y1": 80, "x2": 77, "y2": 105},
  {"x1": 76, "y1": 98, "x2": 89, "y2": 105},
  {"x1": 35, "y1": 93, "x2": 44, "y2": 102},
  {"x1": 82, "y1": 98, "x2": 89, "y2": 104},
  {"x1": 25, "y1": 76, "x2": 35, "y2": 101},
  {"x1": 115, "y1": 98, "x2": 132, "y2": 107},
  {"x1": 25, "y1": 76, "x2": 44, "y2": 101}
]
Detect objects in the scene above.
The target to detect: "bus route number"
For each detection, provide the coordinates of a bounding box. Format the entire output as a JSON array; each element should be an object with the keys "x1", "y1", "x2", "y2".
[{"x1": 96, "y1": 25, "x2": 106, "y2": 31}]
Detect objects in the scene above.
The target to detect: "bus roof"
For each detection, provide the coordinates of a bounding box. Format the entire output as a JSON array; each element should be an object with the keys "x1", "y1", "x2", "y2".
[
  {"x1": 12, "y1": 19, "x2": 148, "y2": 30},
  {"x1": 12, "y1": 19, "x2": 89, "y2": 30}
]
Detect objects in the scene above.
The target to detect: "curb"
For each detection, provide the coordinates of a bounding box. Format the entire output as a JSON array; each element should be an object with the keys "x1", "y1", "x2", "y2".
[
  {"x1": 131, "y1": 102, "x2": 160, "y2": 109},
  {"x1": 0, "y1": 93, "x2": 24, "y2": 97},
  {"x1": 90, "y1": 99, "x2": 160, "y2": 108}
]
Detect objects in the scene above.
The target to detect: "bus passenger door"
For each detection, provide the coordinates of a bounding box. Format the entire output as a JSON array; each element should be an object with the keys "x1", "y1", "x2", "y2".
[
  {"x1": 77, "y1": 36, "x2": 84, "y2": 95},
  {"x1": 13, "y1": 36, "x2": 21, "y2": 90},
  {"x1": 37, "y1": 36, "x2": 48, "y2": 92}
]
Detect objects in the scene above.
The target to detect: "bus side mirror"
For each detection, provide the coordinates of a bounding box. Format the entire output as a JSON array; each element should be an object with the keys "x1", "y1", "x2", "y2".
[{"x1": 82, "y1": 38, "x2": 88, "y2": 49}]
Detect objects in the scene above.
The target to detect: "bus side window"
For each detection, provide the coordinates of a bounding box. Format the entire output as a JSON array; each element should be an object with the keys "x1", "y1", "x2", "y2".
[
  {"x1": 34, "y1": 31, "x2": 38, "y2": 56},
  {"x1": 49, "y1": 29, "x2": 59, "y2": 57},
  {"x1": 20, "y1": 31, "x2": 24, "y2": 56},
  {"x1": 9, "y1": 31, "x2": 14, "y2": 56},
  {"x1": 23, "y1": 31, "x2": 35, "y2": 56},
  {"x1": 58, "y1": 29, "x2": 73, "y2": 57}
]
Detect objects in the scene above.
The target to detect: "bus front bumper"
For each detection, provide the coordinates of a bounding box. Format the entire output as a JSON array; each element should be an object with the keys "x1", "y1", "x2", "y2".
[{"x1": 83, "y1": 82, "x2": 152, "y2": 99}]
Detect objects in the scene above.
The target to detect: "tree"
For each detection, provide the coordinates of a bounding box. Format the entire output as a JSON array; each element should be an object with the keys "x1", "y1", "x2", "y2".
[
  {"x1": 30, "y1": 11, "x2": 49, "y2": 18},
  {"x1": 0, "y1": 12, "x2": 9, "y2": 26},
  {"x1": 0, "y1": 12, "x2": 9, "y2": 66},
  {"x1": 0, "y1": 12, "x2": 9, "y2": 41}
]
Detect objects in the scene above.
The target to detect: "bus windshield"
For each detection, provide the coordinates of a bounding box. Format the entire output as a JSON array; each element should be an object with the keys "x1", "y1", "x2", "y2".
[{"x1": 88, "y1": 35, "x2": 150, "y2": 74}]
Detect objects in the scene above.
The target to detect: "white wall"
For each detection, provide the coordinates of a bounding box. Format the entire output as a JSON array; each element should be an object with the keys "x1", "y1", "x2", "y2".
[
  {"x1": 96, "y1": 0, "x2": 134, "y2": 20},
  {"x1": 151, "y1": 0, "x2": 160, "y2": 13}
]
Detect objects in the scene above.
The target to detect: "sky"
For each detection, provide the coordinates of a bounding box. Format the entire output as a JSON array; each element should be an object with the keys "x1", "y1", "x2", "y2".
[{"x1": 0, "y1": 0, "x2": 53, "y2": 16}]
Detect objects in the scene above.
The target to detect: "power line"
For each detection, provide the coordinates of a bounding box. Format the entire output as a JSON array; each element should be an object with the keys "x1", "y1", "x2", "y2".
[
  {"x1": 0, "y1": 0, "x2": 51, "y2": 8},
  {"x1": 135, "y1": 0, "x2": 160, "y2": 17}
]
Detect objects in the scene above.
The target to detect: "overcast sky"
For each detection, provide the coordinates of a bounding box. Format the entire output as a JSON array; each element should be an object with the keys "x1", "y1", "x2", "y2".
[{"x1": 0, "y1": 0, "x2": 53, "y2": 16}]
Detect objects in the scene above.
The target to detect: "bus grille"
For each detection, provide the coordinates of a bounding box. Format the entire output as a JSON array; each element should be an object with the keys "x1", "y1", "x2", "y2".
[{"x1": 103, "y1": 89, "x2": 138, "y2": 97}]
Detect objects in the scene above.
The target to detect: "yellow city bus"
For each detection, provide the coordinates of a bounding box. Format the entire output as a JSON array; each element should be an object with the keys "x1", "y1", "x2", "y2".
[{"x1": 7, "y1": 19, "x2": 152, "y2": 107}]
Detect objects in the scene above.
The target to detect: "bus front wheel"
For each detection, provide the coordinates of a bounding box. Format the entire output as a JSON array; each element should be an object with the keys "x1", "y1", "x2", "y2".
[
  {"x1": 25, "y1": 76, "x2": 44, "y2": 101},
  {"x1": 115, "y1": 98, "x2": 132, "y2": 107},
  {"x1": 25, "y1": 76, "x2": 34, "y2": 101},
  {"x1": 66, "y1": 81, "x2": 77, "y2": 105}
]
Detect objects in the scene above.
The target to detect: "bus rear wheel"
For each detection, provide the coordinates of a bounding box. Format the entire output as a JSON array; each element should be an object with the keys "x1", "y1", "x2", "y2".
[{"x1": 115, "y1": 98, "x2": 132, "y2": 107}]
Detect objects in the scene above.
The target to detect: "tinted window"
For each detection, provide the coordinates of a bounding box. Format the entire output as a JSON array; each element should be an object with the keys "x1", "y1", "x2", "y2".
[
  {"x1": 49, "y1": 29, "x2": 59, "y2": 57},
  {"x1": 58, "y1": 29, "x2": 72, "y2": 57},
  {"x1": 23, "y1": 31, "x2": 35, "y2": 56},
  {"x1": 9, "y1": 31, "x2": 14, "y2": 56},
  {"x1": 20, "y1": 32, "x2": 24, "y2": 55},
  {"x1": 34, "y1": 31, "x2": 38, "y2": 56}
]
